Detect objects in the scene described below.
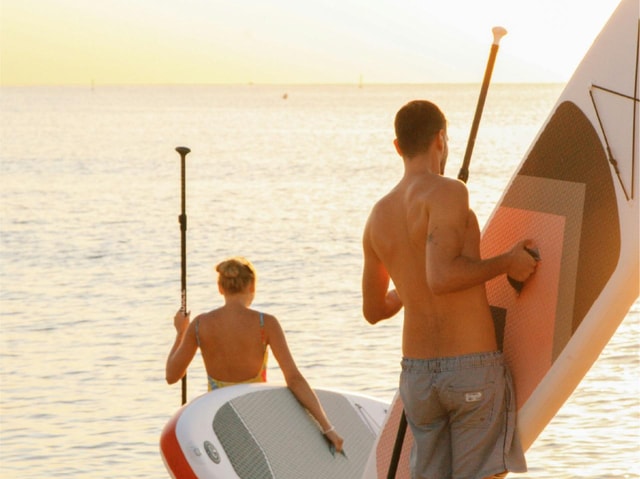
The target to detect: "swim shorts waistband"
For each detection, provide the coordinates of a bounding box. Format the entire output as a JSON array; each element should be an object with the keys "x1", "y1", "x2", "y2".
[{"x1": 401, "y1": 351, "x2": 503, "y2": 373}]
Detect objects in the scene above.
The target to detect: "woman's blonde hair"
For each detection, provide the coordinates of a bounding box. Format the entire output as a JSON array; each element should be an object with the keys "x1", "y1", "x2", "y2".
[{"x1": 215, "y1": 257, "x2": 257, "y2": 294}]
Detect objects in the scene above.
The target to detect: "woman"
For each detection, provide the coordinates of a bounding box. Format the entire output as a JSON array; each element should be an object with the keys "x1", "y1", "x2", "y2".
[{"x1": 166, "y1": 256, "x2": 343, "y2": 453}]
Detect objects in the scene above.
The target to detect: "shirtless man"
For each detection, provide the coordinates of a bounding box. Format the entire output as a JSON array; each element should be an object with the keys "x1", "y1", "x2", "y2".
[{"x1": 361, "y1": 100, "x2": 536, "y2": 478}]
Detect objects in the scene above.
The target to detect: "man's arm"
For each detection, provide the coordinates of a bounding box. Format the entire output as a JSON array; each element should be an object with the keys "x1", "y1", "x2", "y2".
[
  {"x1": 426, "y1": 180, "x2": 536, "y2": 295},
  {"x1": 361, "y1": 221, "x2": 403, "y2": 324}
]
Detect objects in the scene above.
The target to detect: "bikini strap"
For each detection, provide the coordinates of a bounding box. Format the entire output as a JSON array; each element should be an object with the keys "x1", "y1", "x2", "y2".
[
  {"x1": 259, "y1": 312, "x2": 266, "y2": 346},
  {"x1": 195, "y1": 317, "x2": 201, "y2": 349}
]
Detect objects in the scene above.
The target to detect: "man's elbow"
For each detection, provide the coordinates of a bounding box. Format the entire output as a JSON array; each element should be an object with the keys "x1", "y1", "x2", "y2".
[
  {"x1": 428, "y1": 280, "x2": 448, "y2": 296},
  {"x1": 363, "y1": 306, "x2": 384, "y2": 325},
  {"x1": 428, "y1": 275, "x2": 460, "y2": 296}
]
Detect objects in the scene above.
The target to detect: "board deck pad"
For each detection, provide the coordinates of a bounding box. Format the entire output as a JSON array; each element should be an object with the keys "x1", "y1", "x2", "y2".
[
  {"x1": 213, "y1": 388, "x2": 376, "y2": 478},
  {"x1": 363, "y1": 1, "x2": 639, "y2": 476}
]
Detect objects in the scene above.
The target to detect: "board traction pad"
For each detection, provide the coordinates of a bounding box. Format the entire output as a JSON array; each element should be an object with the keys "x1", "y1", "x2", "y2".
[{"x1": 213, "y1": 388, "x2": 377, "y2": 478}]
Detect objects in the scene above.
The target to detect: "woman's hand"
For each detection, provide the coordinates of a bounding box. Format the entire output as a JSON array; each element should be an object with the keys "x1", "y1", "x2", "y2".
[
  {"x1": 323, "y1": 427, "x2": 344, "y2": 455},
  {"x1": 173, "y1": 309, "x2": 190, "y2": 334}
]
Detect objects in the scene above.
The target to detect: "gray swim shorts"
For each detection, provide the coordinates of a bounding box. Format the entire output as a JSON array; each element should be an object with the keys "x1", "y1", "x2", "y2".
[{"x1": 399, "y1": 351, "x2": 527, "y2": 479}]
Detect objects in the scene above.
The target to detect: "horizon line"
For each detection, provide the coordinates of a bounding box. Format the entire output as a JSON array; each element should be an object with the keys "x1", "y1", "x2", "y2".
[{"x1": 0, "y1": 80, "x2": 566, "y2": 88}]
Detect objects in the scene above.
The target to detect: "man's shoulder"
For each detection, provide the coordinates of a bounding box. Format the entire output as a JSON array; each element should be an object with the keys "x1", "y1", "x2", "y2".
[
  {"x1": 403, "y1": 175, "x2": 467, "y2": 205},
  {"x1": 434, "y1": 175, "x2": 466, "y2": 191},
  {"x1": 365, "y1": 189, "x2": 402, "y2": 241},
  {"x1": 429, "y1": 176, "x2": 468, "y2": 202},
  {"x1": 369, "y1": 187, "x2": 399, "y2": 215}
]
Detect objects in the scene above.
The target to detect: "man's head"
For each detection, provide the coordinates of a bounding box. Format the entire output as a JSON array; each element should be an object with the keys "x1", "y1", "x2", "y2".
[{"x1": 394, "y1": 100, "x2": 447, "y2": 164}]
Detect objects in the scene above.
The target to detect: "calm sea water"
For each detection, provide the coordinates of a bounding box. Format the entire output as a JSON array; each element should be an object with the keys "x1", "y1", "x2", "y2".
[{"x1": 0, "y1": 84, "x2": 638, "y2": 478}]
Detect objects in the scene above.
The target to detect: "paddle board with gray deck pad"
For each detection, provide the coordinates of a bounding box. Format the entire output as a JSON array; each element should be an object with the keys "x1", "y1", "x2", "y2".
[
  {"x1": 363, "y1": 0, "x2": 639, "y2": 476},
  {"x1": 160, "y1": 383, "x2": 388, "y2": 478}
]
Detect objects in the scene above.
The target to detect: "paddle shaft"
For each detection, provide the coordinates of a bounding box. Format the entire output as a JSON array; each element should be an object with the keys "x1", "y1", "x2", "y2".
[
  {"x1": 386, "y1": 410, "x2": 408, "y2": 479},
  {"x1": 458, "y1": 27, "x2": 507, "y2": 183},
  {"x1": 387, "y1": 28, "x2": 507, "y2": 478},
  {"x1": 176, "y1": 146, "x2": 190, "y2": 405}
]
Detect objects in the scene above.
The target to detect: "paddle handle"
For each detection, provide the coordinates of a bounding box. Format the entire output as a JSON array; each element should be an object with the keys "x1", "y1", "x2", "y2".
[
  {"x1": 176, "y1": 146, "x2": 190, "y2": 405},
  {"x1": 458, "y1": 27, "x2": 507, "y2": 183}
]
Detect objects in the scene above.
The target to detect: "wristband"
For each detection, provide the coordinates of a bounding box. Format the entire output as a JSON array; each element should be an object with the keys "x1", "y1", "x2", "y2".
[{"x1": 322, "y1": 425, "x2": 335, "y2": 435}]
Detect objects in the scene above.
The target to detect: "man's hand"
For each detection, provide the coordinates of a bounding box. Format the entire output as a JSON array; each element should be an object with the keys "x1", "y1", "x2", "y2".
[{"x1": 507, "y1": 240, "x2": 539, "y2": 283}]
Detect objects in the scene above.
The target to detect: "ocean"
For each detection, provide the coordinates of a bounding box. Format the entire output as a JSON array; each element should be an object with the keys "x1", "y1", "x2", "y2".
[{"x1": 0, "y1": 84, "x2": 638, "y2": 478}]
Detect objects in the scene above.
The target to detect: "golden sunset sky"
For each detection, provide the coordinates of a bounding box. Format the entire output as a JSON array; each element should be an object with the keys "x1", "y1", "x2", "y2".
[{"x1": 0, "y1": 0, "x2": 621, "y2": 85}]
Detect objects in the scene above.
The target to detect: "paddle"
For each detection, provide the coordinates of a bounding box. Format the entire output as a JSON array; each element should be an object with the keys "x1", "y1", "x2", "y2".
[
  {"x1": 176, "y1": 146, "x2": 191, "y2": 405},
  {"x1": 387, "y1": 27, "x2": 507, "y2": 479},
  {"x1": 458, "y1": 26, "x2": 508, "y2": 183}
]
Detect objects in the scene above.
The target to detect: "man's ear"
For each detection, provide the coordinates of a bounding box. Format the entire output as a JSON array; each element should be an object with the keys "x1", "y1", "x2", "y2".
[{"x1": 393, "y1": 138, "x2": 402, "y2": 156}]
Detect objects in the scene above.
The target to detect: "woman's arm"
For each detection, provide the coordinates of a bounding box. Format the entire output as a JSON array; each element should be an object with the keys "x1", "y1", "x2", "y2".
[
  {"x1": 266, "y1": 315, "x2": 344, "y2": 453},
  {"x1": 165, "y1": 309, "x2": 198, "y2": 384}
]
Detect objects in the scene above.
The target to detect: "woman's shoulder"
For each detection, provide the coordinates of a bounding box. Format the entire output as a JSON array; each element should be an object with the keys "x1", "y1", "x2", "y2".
[
  {"x1": 193, "y1": 309, "x2": 223, "y2": 327},
  {"x1": 252, "y1": 310, "x2": 277, "y2": 325},
  {"x1": 256, "y1": 311, "x2": 284, "y2": 338},
  {"x1": 195, "y1": 308, "x2": 219, "y2": 320}
]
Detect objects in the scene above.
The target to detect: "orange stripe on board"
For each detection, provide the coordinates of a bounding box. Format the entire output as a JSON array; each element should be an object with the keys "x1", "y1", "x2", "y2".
[{"x1": 482, "y1": 207, "x2": 565, "y2": 409}]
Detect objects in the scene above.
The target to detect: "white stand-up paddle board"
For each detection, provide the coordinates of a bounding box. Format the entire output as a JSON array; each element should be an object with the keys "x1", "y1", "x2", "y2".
[
  {"x1": 364, "y1": 0, "x2": 639, "y2": 476},
  {"x1": 160, "y1": 384, "x2": 388, "y2": 478}
]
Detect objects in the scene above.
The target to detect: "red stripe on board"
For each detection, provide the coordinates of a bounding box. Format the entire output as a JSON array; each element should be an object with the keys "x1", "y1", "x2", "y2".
[{"x1": 160, "y1": 407, "x2": 198, "y2": 479}]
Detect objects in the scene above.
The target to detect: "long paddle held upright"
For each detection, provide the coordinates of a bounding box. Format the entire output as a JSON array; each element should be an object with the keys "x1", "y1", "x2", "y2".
[
  {"x1": 458, "y1": 26, "x2": 507, "y2": 183},
  {"x1": 176, "y1": 146, "x2": 190, "y2": 405}
]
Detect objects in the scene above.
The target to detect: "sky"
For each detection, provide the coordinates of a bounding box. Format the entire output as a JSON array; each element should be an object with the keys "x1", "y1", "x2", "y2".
[{"x1": 0, "y1": 0, "x2": 622, "y2": 86}]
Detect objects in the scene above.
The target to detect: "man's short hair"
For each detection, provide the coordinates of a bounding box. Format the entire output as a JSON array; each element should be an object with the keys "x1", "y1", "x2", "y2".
[{"x1": 395, "y1": 100, "x2": 446, "y2": 158}]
